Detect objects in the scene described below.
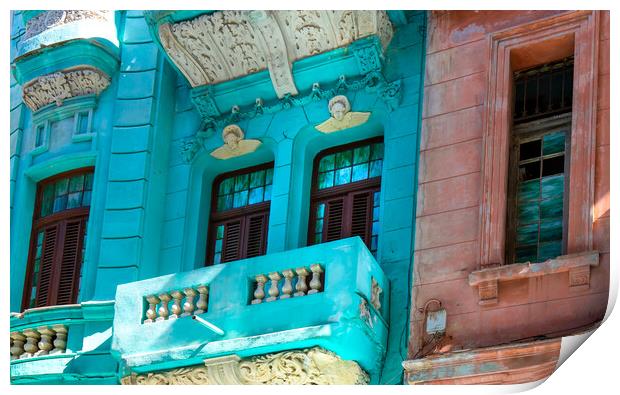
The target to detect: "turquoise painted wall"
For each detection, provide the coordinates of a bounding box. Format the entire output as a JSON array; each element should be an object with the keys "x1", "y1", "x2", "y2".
[{"x1": 10, "y1": 10, "x2": 426, "y2": 384}]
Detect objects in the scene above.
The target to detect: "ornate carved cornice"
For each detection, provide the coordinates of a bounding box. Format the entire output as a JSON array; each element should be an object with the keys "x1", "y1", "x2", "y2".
[
  {"x1": 23, "y1": 10, "x2": 112, "y2": 41},
  {"x1": 121, "y1": 347, "x2": 369, "y2": 385},
  {"x1": 22, "y1": 66, "x2": 111, "y2": 112},
  {"x1": 157, "y1": 10, "x2": 393, "y2": 97}
]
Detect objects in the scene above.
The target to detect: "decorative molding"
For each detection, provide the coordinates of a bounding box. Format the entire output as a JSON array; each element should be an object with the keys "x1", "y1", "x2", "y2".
[
  {"x1": 182, "y1": 70, "x2": 400, "y2": 162},
  {"x1": 121, "y1": 347, "x2": 369, "y2": 385},
  {"x1": 157, "y1": 10, "x2": 392, "y2": 94},
  {"x1": 210, "y1": 124, "x2": 262, "y2": 160},
  {"x1": 22, "y1": 66, "x2": 110, "y2": 111},
  {"x1": 23, "y1": 10, "x2": 111, "y2": 41},
  {"x1": 315, "y1": 94, "x2": 370, "y2": 133},
  {"x1": 469, "y1": 251, "x2": 599, "y2": 305}
]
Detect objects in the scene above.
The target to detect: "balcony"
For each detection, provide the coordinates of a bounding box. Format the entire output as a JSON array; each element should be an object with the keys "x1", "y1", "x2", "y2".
[
  {"x1": 10, "y1": 301, "x2": 118, "y2": 384},
  {"x1": 112, "y1": 237, "x2": 389, "y2": 384}
]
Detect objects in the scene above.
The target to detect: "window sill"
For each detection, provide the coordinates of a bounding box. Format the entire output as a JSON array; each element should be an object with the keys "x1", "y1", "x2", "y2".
[{"x1": 468, "y1": 251, "x2": 599, "y2": 306}]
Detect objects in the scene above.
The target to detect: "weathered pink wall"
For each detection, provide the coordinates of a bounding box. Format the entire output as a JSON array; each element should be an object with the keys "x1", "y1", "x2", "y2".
[{"x1": 409, "y1": 10, "x2": 610, "y2": 357}]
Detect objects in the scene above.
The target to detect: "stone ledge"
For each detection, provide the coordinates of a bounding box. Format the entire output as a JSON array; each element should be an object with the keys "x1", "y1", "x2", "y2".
[
  {"x1": 468, "y1": 251, "x2": 599, "y2": 305},
  {"x1": 402, "y1": 337, "x2": 561, "y2": 385}
]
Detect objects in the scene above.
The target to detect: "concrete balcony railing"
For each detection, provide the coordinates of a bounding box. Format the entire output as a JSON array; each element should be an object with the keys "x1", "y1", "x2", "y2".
[
  {"x1": 9, "y1": 301, "x2": 117, "y2": 384},
  {"x1": 112, "y1": 237, "x2": 390, "y2": 383}
]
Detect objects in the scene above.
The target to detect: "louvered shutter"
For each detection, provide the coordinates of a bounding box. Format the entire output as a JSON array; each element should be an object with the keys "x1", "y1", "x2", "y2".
[
  {"x1": 221, "y1": 220, "x2": 243, "y2": 263},
  {"x1": 324, "y1": 197, "x2": 345, "y2": 242},
  {"x1": 245, "y1": 213, "x2": 268, "y2": 258},
  {"x1": 35, "y1": 225, "x2": 59, "y2": 307},
  {"x1": 350, "y1": 191, "x2": 372, "y2": 245},
  {"x1": 55, "y1": 219, "x2": 85, "y2": 305}
]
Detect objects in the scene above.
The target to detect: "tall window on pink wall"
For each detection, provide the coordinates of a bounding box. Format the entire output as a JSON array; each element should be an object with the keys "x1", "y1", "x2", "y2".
[{"x1": 506, "y1": 57, "x2": 573, "y2": 264}]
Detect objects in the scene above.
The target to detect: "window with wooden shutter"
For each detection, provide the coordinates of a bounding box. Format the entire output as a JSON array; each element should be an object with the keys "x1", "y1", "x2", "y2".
[
  {"x1": 506, "y1": 58, "x2": 573, "y2": 264},
  {"x1": 207, "y1": 163, "x2": 273, "y2": 265},
  {"x1": 309, "y1": 138, "x2": 383, "y2": 256},
  {"x1": 22, "y1": 168, "x2": 93, "y2": 311}
]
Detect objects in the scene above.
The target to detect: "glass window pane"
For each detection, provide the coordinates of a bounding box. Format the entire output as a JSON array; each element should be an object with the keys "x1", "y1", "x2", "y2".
[
  {"x1": 216, "y1": 225, "x2": 225, "y2": 239},
  {"x1": 265, "y1": 168, "x2": 274, "y2": 185},
  {"x1": 516, "y1": 223, "x2": 538, "y2": 246},
  {"x1": 215, "y1": 239, "x2": 223, "y2": 253},
  {"x1": 540, "y1": 197, "x2": 563, "y2": 220},
  {"x1": 35, "y1": 125, "x2": 45, "y2": 147},
  {"x1": 539, "y1": 219, "x2": 563, "y2": 242},
  {"x1": 249, "y1": 187, "x2": 264, "y2": 204},
  {"x1": 318, "y1": 171, "x2": 334, "y2": 189},
  {"x1": 81, "y1": 191, "x2": 92, "y2": 206},
  {"x1": 53, "y1": 195, "x2": 67, "y2": 213},
  {"x1": 316, "y1": 203, "x2": 325, "y2": 219},
  {"x1": 352, "y1": 163, "x2": 369, "y2": 182},
  {"x1": 233, "y1": 190, "x2": 248, "y2": 208},
  {"x1": 373, "y1": 191, "x2": 380, "y2": 205},
  {"x1": 335, "y1": 168, "x2": 351, "y2": 185},
  {"x1": 541, "y1": 174, "x2": 564, "y2": 199},
  {"x1": 84, "y1": 173, "x2": 94, "y2": 190},
  {"x1": 515, "y1": 245, "x2": 537, "y2": 263},
  {"x1": 373, "y1": 206, "x2": 380, "y2": 220},
  {"x1": 314, "y1": 233, "x2": 322, "y2": 244},
  {"x1": 250, "y1": 170, "x2": 265, "y2": 188},
  {"x1": 369, "y1": 160, "x2": 383, "y2": 178},
  {"x1": 214, "y1": 253, "x2": 221, "y2": 265},
  {"x1": 542, "y1": 156, "x2": 564, "y2": 177},
  {"x1": 235, "y1": 174, "x2": 249, "y2": 192},
  {"x1": 518, "y1": 161, "x2": 540, "y2": 181},
  {"x1": 77, "y1": 112, "x2": 89, "y2": 134},
  {"x1": 353, "y1": 146, "x2": 370, "y2": 164},
  {"x1": 41, "y1": 184, "x2": 54, "y2": 217},
  {"x1": 335, "y1": 150, "x2": 352, "y2": 168},
  {"x1": 538, "y1": 241, "x2": 562, "y2": 261},
  {"x1": 69, "y1": 175, "x2": 84, "y2": 193},
  {"x1": 371, "y1": 143, "x2": 384, "y2": 160},
  {"x1": 542, "y1": 132, "x2": 566, "y2": 155},
  {"x1": 67, "y1": 192, "x2": 83, "y2": 209},
  {"x1": 517, "y1": 179, "x2": 540, "y2": 202},
  {"x1": 371, "y1": 235, "x2": 378, "y2": 251},
  {"x1": 319, "y1": 155, "x2": 335, "y2": 172},
  {"x1": 315, "y1": 219, "x2": 324, "y2": 233},
  {"x1": 56, "y1": 178, "x2": 69, "y2": 195},
  {"x1": 517, "y1": 203, "x2": 539, "y2": 225},
  {"x1": 372, "y1": 221, "x2": 380, "y2": 236},
  {"x1": 263, "y1": 185, "x2": 272, "y2": 201}
]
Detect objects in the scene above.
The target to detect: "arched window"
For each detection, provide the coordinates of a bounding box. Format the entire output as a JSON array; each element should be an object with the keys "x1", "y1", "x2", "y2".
[
  {"x1": 206, "y1": 162, "x2": 274, "y2": 265},
  {"x1": 22, "y1": 168, "x2": 93, "y2": 310},
  {"x1": 308, "y1": 137, "x2": 383, "y2": 256}
]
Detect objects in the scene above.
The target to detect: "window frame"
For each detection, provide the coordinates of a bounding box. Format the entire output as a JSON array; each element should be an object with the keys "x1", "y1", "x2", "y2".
[
  {"x1": 308, "y1": 137, "x2": 383, "y2": 251},
  {"x1": 205, "y1": 162, "x2": 274, "y2": 266},
  {"x1": 505, "y1": 113, "x2": 572, "y2": 264},
  {"x1": 21, "y1": 167, "x2": 93, "y2": 311}
]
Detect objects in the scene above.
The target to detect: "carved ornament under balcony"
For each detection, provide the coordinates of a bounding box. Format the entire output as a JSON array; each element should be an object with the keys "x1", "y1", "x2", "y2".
[
  {"x1": 23, "y1": 10, "x2": 112, "y2": 41},
  {"x1": 22, "y1": 66, "x2": 111, "y2": 111},
  {"x1": 158, "y1": 10, "x2": 393, "y2": 97},
  {"x1": 121, "y1": 347, "x2": 369, "y2": 385}
]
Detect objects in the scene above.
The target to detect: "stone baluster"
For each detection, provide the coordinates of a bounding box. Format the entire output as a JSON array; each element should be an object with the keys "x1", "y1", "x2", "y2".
[
  {"x1": 51, "y1": 325, "x2": 68, "y2": 354},
  {"x1": 294, "y1": 267, "x2": 309, "y2": 297},
  {"x1": 169, "y1": 290, "x2": 184, "y2": 319},
  {"x1": 252, "y1": 275, "x2": 267, "y2": 304},
  {"x1": 280, "y1": 269, "x2": 294, "y2": 299},
  {"x1": 21, "y1": 329, "x2": 40, "y2": 358},
  {"x1": 308, "y1": 264, "x2": 324, "y2": 295},
  {"x1": 156, "y1": 293, "x2": 171, "y2": 321},
  {"x1": 181, "y1": 288, "x2": 197, "y2": 317},
  {"x1": 195, "y1": 285, "x2": 209, "y2": 314},
  {"x1": 266, "y1": 272, "x2": 282, "y2": 302},
  {"x1": 10, "y1": 332, "x2": 26, "y2": 360},
  {"x1": 36, "y1": 326, "x2": 56, "y2": 356},
  {"x1": 144, "y1": 295, "x2": 160, "y2": 323}
]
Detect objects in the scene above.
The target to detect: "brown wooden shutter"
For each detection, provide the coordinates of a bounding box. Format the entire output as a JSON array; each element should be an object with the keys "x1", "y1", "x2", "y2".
[
  {"x1": 324, "y1": 197, "x2": 345, "y2": 242},
  {"x1": 350, "y1": 191, "x2": 372, "y2": 245},
  {"x1": 221, "y1": 220, "x2": 243, "y2": 263},
  {"x1": 35, "y1": 225, "x2": 59, "y2": 307},
  {"x1": 55, "y1": 219, "x2": 85, "y2": 305},
  {"x1": 245, "y1": 213, "x2": 268, "y2": 258}
]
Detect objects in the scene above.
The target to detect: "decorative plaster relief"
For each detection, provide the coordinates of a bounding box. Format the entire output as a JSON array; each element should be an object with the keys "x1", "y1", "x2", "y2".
[
  {"x1": 315, "y1": 95, "x2": 370, "y2": 133},
  {"x1": 121, "y1": 347, "x2": 369, "y2": 385},
  {"x1": 22, "y1": 66, "x2": 110, "y2": 111},
  {"x1": 23, "y1": 10, "x2": 112, "y2": 41},
  {"x1": 159, "y1": 10, "x2": 393, "y2": 95},
  {"x1": 210, "y1": 124, "x2": 262, "y2": 160}
]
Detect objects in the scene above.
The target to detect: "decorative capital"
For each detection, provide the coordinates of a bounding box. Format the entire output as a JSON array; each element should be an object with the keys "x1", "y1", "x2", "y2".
[{"x1": 22, "y1": 66, "x2": 111, "y2": 111}]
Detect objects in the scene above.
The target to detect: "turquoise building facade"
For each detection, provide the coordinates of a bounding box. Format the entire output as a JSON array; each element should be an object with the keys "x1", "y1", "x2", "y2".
[{"x1": 9, "y1": 10, "x2": 426, "y2": 385}]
